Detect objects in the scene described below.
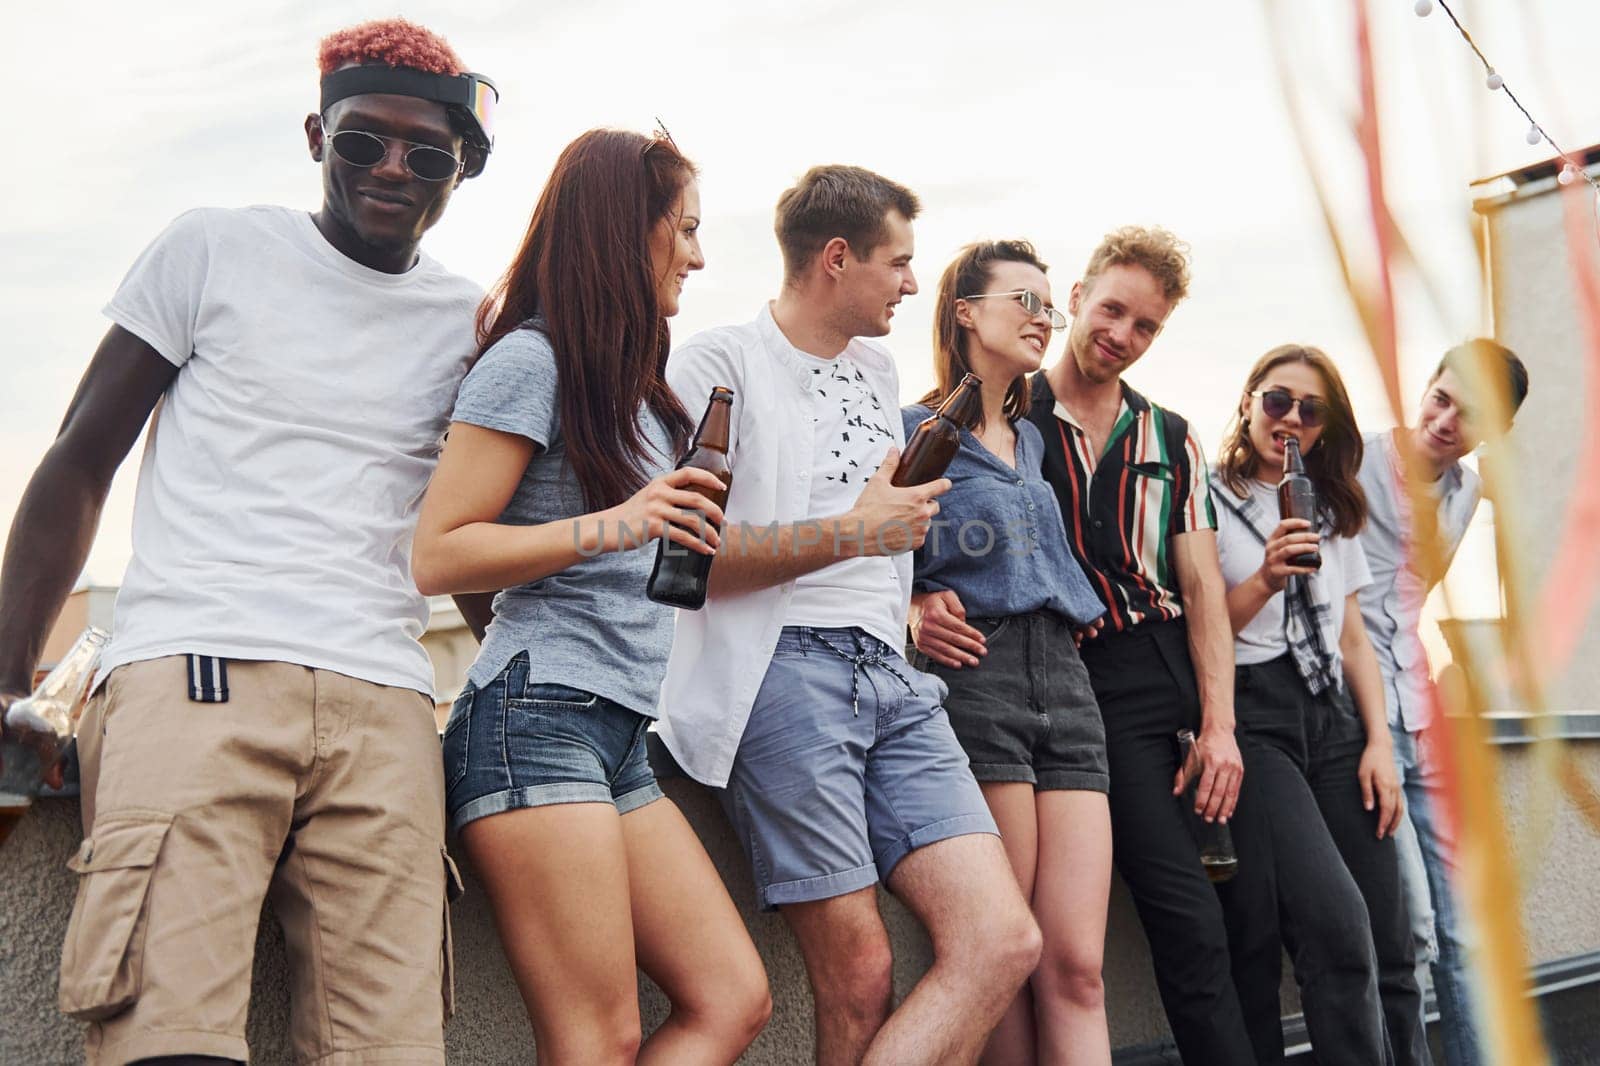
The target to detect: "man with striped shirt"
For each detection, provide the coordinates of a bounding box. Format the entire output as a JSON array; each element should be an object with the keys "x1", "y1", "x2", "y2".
[{"x1": 1029, "y1": 227, "x2": 1252, "y2": 1063}]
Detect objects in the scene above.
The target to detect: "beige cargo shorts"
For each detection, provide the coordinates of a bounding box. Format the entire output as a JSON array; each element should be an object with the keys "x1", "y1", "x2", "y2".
[{"x1": 59, "y1": 655, "x2": 461, "y2": 1066}]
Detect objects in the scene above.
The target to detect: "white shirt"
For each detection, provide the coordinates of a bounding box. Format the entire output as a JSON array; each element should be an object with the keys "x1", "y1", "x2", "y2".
[
  {"x1": 98, "y1": 206, "x2": 482, "y2": 694},
  {"x1": 784, "y1": 348, "x2": 903, "y2": 647},
  {"x1": 656, "y1": 305, "x2": 911, "y2": 787},
  {"x1": 1356, "y1": 430, "x2": 1482, "y2": 730},
  {"x1": 1215, "y1": 479, "x2": 1372, "y2": 669}
]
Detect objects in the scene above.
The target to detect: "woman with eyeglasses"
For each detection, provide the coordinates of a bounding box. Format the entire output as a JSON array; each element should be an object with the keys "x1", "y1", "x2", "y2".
[
  {"x1": 905, "y1": 240, "x2": 1113, "y2": 1066},
  {"x1": 410, "y1": 129, "x2": 770, "y2": 1065},
  {"x1": 1208, "y1": 344, "x2": 1426, "y2": 1066}
]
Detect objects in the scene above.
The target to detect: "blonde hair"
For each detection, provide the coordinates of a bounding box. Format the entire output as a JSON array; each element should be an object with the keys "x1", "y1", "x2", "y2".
[{"x1": 1081, "y1": 225, "x2": 1191, "y2": 304}]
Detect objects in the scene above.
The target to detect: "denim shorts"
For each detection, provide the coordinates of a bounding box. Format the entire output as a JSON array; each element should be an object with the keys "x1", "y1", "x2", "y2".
[
  {"x1": 724, "y1": 626, "x2": 997, "y2": 911},
  {"x1": 917, "y1": 610, "x2": 1109, "y2": 793},
  {"x1": 443, "y1": 652, "x2": 663, "y2": 832}
]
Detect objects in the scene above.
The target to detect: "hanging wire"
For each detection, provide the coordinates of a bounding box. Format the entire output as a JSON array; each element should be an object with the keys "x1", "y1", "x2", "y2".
[
  {"x1": 1425, "y1": 0, "x2": 1600, "y2": 244},
  {"x1": 1430, "y1": 0, "x2": 1599, "y2": 193}
]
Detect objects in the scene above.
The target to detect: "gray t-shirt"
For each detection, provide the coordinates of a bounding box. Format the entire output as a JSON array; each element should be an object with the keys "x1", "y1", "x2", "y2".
[{"x1": 452, "y1": 325, "x2": 677, "y2": 718}]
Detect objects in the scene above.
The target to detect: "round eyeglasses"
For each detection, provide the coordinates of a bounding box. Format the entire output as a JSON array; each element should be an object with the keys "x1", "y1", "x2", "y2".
[
  {"x1": 324, "y1": 126, "x2": 464, "y2": 183},
  {"x1": 959, "y1": 289, "x2": 1069, "y2": 331}
]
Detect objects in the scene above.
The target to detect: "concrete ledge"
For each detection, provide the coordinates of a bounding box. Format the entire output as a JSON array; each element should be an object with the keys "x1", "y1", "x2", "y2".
[
  {"x1": 0, "y1": 777, "x2": 1177, "y2": 1063},
  {"x1": 6, "y1": 737, "x2": 1598, "y2": 1063}
]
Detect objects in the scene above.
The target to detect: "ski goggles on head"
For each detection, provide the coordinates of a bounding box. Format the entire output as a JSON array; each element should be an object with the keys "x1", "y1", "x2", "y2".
[{"x1": 320, "y1": 65, "x2": 498, "y2": 177}]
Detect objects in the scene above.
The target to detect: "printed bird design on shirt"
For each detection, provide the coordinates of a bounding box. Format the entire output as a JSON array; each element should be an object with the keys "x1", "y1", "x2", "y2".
[{"x1": 810, "y1": 358, "x2": 895, "y2": 488}]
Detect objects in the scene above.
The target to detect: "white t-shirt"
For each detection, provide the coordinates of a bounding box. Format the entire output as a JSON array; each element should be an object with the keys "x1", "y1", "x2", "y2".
[
  {"x1": 97, "y1": 206, "x2": 482, "y2": 694},
  {"x1": 783, "y1": 349, "x2": 905, "y2": 648},
  {"x1": 1215, "y1": 479, "x2": 1372, "y2": 668}
]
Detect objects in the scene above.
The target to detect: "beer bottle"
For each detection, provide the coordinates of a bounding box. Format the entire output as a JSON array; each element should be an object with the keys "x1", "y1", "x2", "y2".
[
  {"x1": 1, "y1": 627, "x2": 109, "y2": 846},
  {"x1": 1177, "y1": 728, "x2": 1238, "y2": 883},
  {"x1": 1277, "y1": 436, "x2": 1322, "y2": 570},
  {"x1": 892, "y1": 373, "x2": 984, "y2": 487},
  {"x1": 647, "y1": 387, "x2": 734, "y2": 610}
]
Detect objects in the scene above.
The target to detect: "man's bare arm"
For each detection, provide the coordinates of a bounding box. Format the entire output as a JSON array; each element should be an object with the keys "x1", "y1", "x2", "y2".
[
  {"x1": 451, "y1": 593, "x2": 496, "y2": 644},
  {"x1": 1172, "y1": 528, "x2": 1243, "y2": 821},
  {"x1": 707, "y1": 450, "x2": 948, "y2": 598},
  {"x1": 0, "y1": 326, "x2": 177, "y2": 696}
]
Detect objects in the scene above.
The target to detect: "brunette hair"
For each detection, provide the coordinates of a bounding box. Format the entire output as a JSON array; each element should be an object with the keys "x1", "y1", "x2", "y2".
[
  {"x1": 477, "y1": 129, "x2": 696, "y2": 509},
  {"x1": 1433, "y1": 338, "x2": 1529, "y2": 417},
  {"x1": 1081, "y1": 225, "x2": 1191, "y2": 304},
  {"x1": 920, "y1": 240, "x2": 1044, "y2": 431},
  {"x1": 1215, "y1": 344, "x2": 1367, "y2": 538},
  {"x1": 775, "y1": 165, "x2": 920, "y2": 282}
]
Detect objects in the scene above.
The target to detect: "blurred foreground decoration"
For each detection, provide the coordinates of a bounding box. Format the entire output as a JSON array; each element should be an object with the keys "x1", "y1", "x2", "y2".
[{"x1": 1262, "y1": 0, "x2": 1600, "y2": 1062}]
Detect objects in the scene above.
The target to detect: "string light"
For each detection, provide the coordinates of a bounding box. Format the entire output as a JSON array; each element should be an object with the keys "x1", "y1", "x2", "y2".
[{"x1": 1417, "y1": 0, "x2": 1599, "y2": 197}]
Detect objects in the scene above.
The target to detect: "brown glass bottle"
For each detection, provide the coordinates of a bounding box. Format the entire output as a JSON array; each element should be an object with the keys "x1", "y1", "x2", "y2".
[
  {"x1": 1277, "y1": 437, "x2": 1322, "y2": 570},
  {"x1": 892, "y1": 373, "x2": 984, "y2": 487},
  {"x1": 1178, "y1": 729, "x2": 1238, "y2": 883},
  {"x1": 647, "y1": 387, "x2": 734, "y2": 610}
]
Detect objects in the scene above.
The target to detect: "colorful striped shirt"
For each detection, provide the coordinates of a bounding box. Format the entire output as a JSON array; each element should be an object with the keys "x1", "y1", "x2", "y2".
[{"x1": 1027, "y1": 372, "x2": 1216, "y2": 634}]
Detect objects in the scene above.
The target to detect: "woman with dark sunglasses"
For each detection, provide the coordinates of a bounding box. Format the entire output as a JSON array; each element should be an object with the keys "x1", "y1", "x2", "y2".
[
  {"x1": 1207, "y1": 344, "x2": 1427, "y2": 1065},
  {"x1": 906, "y1": 241, "x2": 1113, "y2": 1066},
  {"x1": 410, "y1": 129, "x2": 770, "y2": 1065}
]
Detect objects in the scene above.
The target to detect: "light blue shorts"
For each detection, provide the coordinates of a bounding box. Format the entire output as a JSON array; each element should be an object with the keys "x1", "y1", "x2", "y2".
[{"x1": 723, "y1": 626, "x2": 997, "y2": 910}]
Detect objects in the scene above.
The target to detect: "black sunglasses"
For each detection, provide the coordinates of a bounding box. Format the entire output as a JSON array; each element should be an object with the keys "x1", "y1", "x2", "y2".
[
  {"x1": 1250, "y1": 388, "x2": 1329, "y2": 428},
  {"x1": 327, "y1": 127, "x2": 463, "y2": 182}
]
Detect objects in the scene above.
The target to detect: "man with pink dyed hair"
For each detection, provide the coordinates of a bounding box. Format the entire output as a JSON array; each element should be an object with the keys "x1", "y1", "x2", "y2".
[{"x1": 0, "y1": 19, "x2": 496, "y2": 1065}]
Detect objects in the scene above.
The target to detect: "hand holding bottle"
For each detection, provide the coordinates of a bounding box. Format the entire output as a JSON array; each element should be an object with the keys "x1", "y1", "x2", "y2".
[
  {"x1": 1257, "y1": 518, "x2": 1321, "y2": 593},
  {"x1": 846, "y1": 449, "x2": 949, "y2": 556},
  {"x1": 0, "y1": 689, "x2": 65, "y2": 795},
  {"x1": 0, "y1": 628, "x2": 108, "y2": 845},
  {"x1": 604, "y1": 467, "x2": 726, "y2": 555}
]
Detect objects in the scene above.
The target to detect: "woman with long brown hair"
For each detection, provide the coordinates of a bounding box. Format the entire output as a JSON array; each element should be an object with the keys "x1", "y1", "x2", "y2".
[
  {"x1": 906, "y1": 240, "x2": 1112, "y2": 1066},
  {"x1": 411, "y1": 129, "x2": 770, "y2": 1064},
  {"x1": 1208, "y1": 344, "x2": 1426, "y2": 1066}
]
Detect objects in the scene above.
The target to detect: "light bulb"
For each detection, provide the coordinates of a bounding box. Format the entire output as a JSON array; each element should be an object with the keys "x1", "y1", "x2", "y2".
[
  {"x1": 1414, "y1": 0, "x2": 1432, "y2": 14},
  {"x1": 1558, "y1": 166, "x2": 1577, "y2": 186},
  {"x1": 1526, "y1": 126, "x2": 1542, "y2": 146},
  {"x1": 1486, "y1": 70, "x2": 1504, "y2": 91}
]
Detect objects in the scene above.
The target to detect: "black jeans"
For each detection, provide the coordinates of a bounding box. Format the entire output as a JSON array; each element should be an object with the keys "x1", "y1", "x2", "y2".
[
  {"x1": 1219, "y1": 655, "x2": 1429, "y2": 1066},
  {"x1": 1080, "y1": 620, "x2": 1258, "y2": 1066}
]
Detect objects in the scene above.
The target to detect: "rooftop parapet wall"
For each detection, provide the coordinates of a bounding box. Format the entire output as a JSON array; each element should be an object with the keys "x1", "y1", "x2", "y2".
[{"x1": 4, "y1": 735, "x2": 1597, "y2": 1063}]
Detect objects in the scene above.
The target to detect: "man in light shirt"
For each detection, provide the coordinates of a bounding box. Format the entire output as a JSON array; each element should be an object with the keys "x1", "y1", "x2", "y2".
[
  {"x1": 1356, "y1": 338, "x2": 1530, "y2": 1066},
  {"x1": 658, "y1": 165, "x2": 1041, "y2": 1065},
  {"x1": 0, "y1": 20, "x2": 495, "y2": 1065}
]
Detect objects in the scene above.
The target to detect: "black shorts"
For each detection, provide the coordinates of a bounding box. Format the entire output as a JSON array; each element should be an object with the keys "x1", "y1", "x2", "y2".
[{"x1": 915, "y1": 610, "x2": 1109, "y2": 792}]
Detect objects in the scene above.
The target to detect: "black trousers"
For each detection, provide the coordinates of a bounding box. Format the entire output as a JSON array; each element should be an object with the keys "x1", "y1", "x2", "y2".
[
  {"x1": 1080, "y1": 620, "x2": 1258, "y2": 1066},
  {"x1": 1218, "y1": 655, "x2": 1429, "y2": 1066}
]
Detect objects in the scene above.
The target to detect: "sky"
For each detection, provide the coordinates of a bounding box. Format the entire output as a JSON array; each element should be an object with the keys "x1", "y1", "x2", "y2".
[{"x1": 4, "y1": 0, "x2": 1599, "y2": 620}]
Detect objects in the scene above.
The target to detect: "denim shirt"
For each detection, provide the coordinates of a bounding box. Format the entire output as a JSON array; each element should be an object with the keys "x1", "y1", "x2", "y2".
[{"x1": 902, "y1": 405, "x2": 1104, "y2": 624}]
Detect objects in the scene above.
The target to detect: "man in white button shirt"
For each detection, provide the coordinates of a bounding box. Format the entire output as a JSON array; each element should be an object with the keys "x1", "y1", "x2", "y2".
[
  {"x1": 659, "y1": 165, "x2": 1041, "y2": 1065},
  {"x1": 1356, "y1": 338, "x2": 1529, "y2": 1066}
]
